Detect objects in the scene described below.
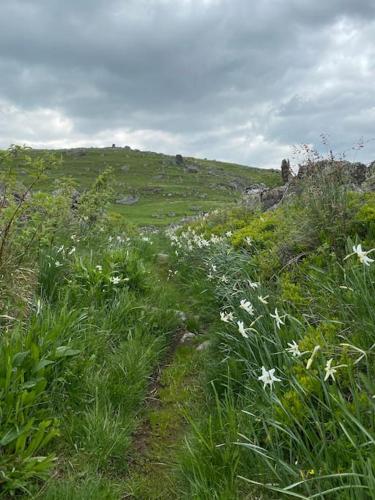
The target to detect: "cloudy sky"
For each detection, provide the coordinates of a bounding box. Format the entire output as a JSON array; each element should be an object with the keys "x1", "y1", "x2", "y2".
[{"x1": 0, "y1": 0, "x2": 374, "y2": 168}]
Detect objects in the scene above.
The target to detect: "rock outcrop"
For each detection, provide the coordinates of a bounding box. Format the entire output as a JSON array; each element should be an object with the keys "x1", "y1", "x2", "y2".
[{"x1": 243, "y1": 158, "x2": 375, "y2": 211}]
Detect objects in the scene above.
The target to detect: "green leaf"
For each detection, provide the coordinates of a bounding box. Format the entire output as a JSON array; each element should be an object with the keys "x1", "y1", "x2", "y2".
[
  {"x1": 12, "y1": 351, "x2": 30, "y2": 367},
  {"x1": 55, "y1": 346, "x2": 81, "y2": 358}
]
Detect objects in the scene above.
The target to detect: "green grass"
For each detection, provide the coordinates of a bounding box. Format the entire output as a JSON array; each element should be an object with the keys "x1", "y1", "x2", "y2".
[{"x1": 23, "y1": 147, "x2": 280, "y2": 226}]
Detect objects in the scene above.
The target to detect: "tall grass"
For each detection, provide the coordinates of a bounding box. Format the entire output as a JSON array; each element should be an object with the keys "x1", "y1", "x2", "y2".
[{"x1": 167, "y1": 174, "x2": 375, "y2": 498}]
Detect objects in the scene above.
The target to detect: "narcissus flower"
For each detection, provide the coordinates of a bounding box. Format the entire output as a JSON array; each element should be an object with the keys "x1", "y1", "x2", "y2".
[
  {"x1": 258, "y1": 366, "x2": 281, "y2": 389},
  {"x1": 286, "y1": 340, "x2": 301, "y2": 357},
  {"x1": 220, "y1": 311, "x2": 235, "y2": 323},
  {"x1": 240, "y1": 299, "x2": 254, "y2": 315},
  {"x1": 324, "y1": 358, "x2": 347, "y2": 382},
  {"x1": 345, "y1": 244, "x2": 375, "y2": 266},
  {"x1": 237, "y1": 320, "x2": 249, "y2": 338},
  {"x1": 258, "y1": 295, "x2": 269, "y2": 304},
  {"x1": 270, "y1": 308, "x2": 285, "y2": 329},
  {"x1": 306, "y1": 345, "x2": 321, "y2": 369},
  {"x1": 110, "y1": 276, "x2": 121, "y2": 285}
]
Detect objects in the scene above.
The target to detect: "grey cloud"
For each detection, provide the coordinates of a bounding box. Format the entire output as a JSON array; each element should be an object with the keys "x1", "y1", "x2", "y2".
[{"x1": 0, "y1": 0, "x2": 374, "y2": 167}]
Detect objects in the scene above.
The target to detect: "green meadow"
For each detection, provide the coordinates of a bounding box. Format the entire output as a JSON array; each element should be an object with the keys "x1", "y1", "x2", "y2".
[{"x1": 28, "y1": 147, "x2": 280, "y2": 226}]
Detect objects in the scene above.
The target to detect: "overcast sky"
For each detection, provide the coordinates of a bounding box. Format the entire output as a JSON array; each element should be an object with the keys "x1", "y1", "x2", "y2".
[{"x1": 0, "y1": 0, "x2": 374, "y2": 168}]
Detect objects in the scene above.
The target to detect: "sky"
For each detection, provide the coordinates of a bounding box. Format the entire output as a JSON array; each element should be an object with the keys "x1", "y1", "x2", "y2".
[{"x1": 0, "y1": 0, "x2": 374, "y2": 169}]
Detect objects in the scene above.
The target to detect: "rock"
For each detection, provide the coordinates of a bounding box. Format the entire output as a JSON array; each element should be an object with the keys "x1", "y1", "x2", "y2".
[
  {"x1": 196, "y1": 340, "x2": 210, "y2": 351},
  {"x1": 281, "y1": 158, "x2": 293, "y2": 184},
  {"x1": 175, "y1": 310, "x2": 187, "y2": 323},
  {"x1": 297, "y1": 160, "x2": 367, "y2": 186},
  {"x1": 185, "y1": 165, "x2": 199, "y2": 173},
  {"x1": 261, "y1": 185, "x2": 286, "y2": 209},
  {"x1": 115, "y1": 195, "x2": 139, "y2": 205},
  {"x1": 244, "y1": 183, "x2": 266, "y2": 195},
  {"x1": 228, "y1": 180, "x2": 244, "y2": 190},
  {"x1": 175, "y1": 154, "x2": 184, "y2": 165},
  {"x1": 180, "y1": 331, "x2": 196, "y2": 343}
]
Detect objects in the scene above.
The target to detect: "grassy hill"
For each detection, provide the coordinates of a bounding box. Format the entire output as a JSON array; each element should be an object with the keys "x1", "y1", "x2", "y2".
[{"x1": 29, "y1": 147, "x2": 280, "y2": 226}]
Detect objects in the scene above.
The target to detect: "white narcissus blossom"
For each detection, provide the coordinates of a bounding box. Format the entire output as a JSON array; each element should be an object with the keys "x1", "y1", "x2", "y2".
[
  {"x1": 345, "y1": 244, "x2": 375, "y2": 266},
  {"x1": 237, "y1": 320, "x2": 249, "y2": 338},
  {"x1": 324, "y1": 358, "x2": 347, "y2": 382},
  {"x1": 270, "y1": 308, "x2": 285, "y2": 329},
  {"x1": 96, "y1": 265, "x2": 103, "y2": 272},
  {"x1": 286, "y1": 340, "x2": 301, "y2": 357},
  {"x1": 258, "y1": 295, "x2": 269, "y2": 304},
  {"x1": 240, "y1": 299, "x2": 254, "y2": 315},
  {"x1": 110, "y1": 276, "x2": 121, "y2": 285},
  {"x1": 68, "y1": 246, "x2": 76, "y2": 255},
  {"x1": 225, "y1": 231, "x2": 233, "y2": 237},
  {"x1": 220, "y1": 275, "x2": 229, "y2": 283},
  {"x1": 248, "y1": 281, "x2": 260, "y2": 290},
  {"x1": 306, "y1": 345, "x2": 321, "y2": 370},
  {"x1": 244, "y1": 236, "x2": 252, "y2": 246},
  {"x1": 258, "y1": 366, "x2": 281, "y2": 389},
  {"x1": 220, "y1": 311, "x2": 235, "y2": 323},
  {"x1": 55, "y1": 261, "x2": 63, "y2": 267}
]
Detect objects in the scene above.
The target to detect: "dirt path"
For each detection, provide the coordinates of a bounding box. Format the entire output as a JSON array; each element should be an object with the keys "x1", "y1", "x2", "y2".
[{"x1": 123, "y1": 331, "x2": 205, "y2": 499}]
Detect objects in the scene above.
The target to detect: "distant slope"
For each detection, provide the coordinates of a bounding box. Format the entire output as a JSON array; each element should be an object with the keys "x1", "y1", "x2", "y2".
[{"x1": 32, "y1": 147, "x2": 281, "y2": 226}]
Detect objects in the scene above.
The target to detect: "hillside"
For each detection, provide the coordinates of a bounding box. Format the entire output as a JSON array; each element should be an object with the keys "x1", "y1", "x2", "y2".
[
  {"x1": 3, "y1": 147, "x2": 375, "y2": 498},
  {"x1": 28, "y1": 147, "x2": 280, "y2": 225}
]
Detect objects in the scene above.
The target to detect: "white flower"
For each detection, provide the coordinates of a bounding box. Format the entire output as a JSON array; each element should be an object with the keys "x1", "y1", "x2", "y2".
[
  {"x1": 142, "y1": 236, "x2": 150, "y2": 242},
  {"x1": 324, "y1": 358, "x2": 346, "y2": 382},
  {"x1": 108, "y1": 236, "x2": 113, "y2": 242},
  {"x1": 211, "y1": 264, "x2": 217, "y2": 272},
  {"x1": 286, "y1": 340, "x2": 301, "y2": 357},
  {"x1": 55, "y1": 260, "x2": 63, "y2": 267},
  {"x1": 248, "y1": 280, "x2": 259, "y2": 290},
  {"x1": 306, "y1": 345, "x2": 321, "y2": 370},
  {"x1": 258, "y1": 366, "x2": 281, "y2": 389},
  {"x1": 96, "y1": 265, "x2": 103, "y2": 272},
  {"x1": 57, "y1": 245, "x2": 64, "y2": 254},
  {"x1": 258, "y1": 295, "x2": 269, "y2": 304},
  {"x1": 225, "y1": 231, "x2": 233, "y2": 237},
  {"x1": 68, "y1": 246, "x2": 76, "y2": 255},
  {"x1": 345, "y1": 244, "x2": 375, "y2": 266},
  {"x1": 237, "y1": 320, "x2": 249, "y2": 338},
  {"x1": 220, "y1": 275, "x2": 229, "y2": 283},
  {"x1": 110, "y1": 276, "x2": 121, "y2": 285},
  {"x1": 270, "y1": 308, "x2": 285, "y2": 329},
  {"x1": 220, "y1": 311, "x2": 235, "y2": 323},
  {"x1": 244, "y1": 236, "x2": 252, "y2": 246},
  {"x1": 240, "y1": 299, "x2": 254, "y2": 315}
]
